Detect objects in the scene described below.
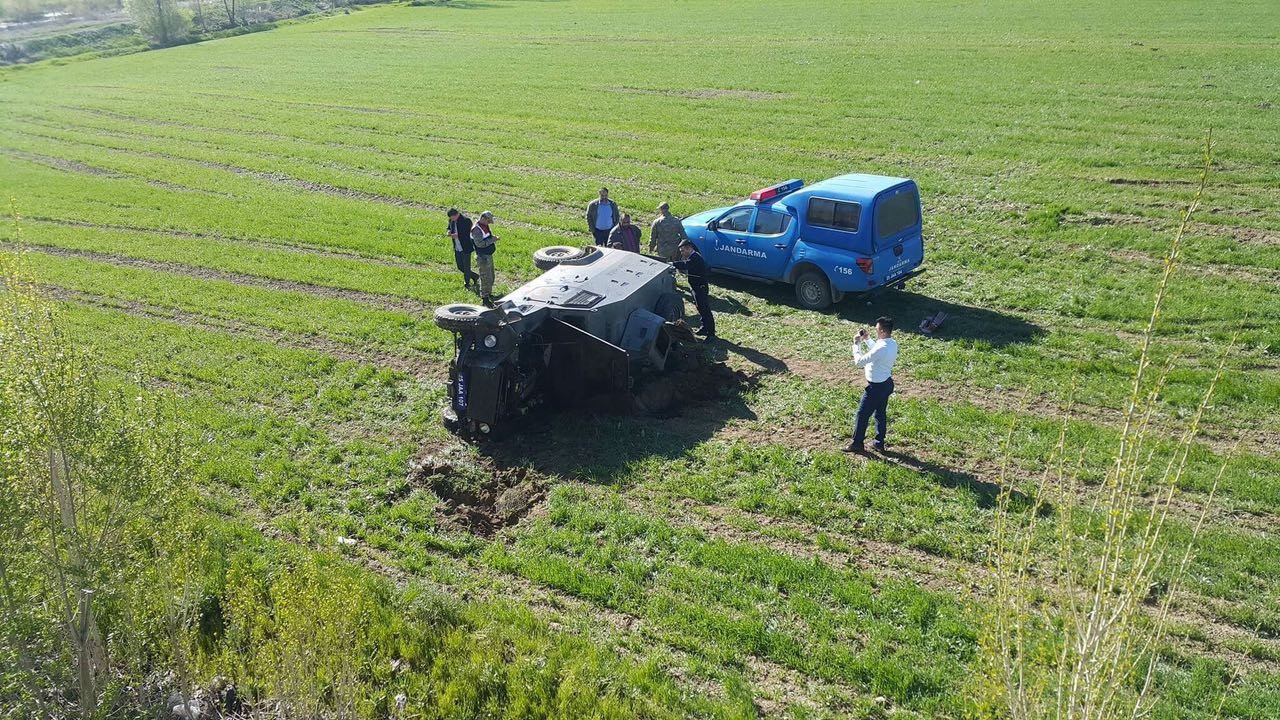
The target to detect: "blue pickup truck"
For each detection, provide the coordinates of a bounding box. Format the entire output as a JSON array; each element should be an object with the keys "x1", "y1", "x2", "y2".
[{"x1": 681, "y1": 174, "x2": 925, "y2": 310}]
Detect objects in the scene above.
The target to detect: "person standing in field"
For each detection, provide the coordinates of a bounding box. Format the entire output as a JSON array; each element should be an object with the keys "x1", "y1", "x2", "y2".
[
  {"x1": 649, "y1": 201, "x2": 687, "y2": 261},
  {"x1": 845, "y1": 317, "x2": 898, "y2": 454},
  {"x1": 446, "y1": 208, "x2": 479, "y2": 290},
  {"x1": 672, "y1": 239, "x2": 715, "y2": 340},
  {"x1": 470, "y1": 211, "x2": 499, "y2": 306},
  {"x1": 608, "y1": 213, "x2": 642, "y2": 252},
  {"x1": 585, "y1": 187, "x2": 620, "y2": 247}
]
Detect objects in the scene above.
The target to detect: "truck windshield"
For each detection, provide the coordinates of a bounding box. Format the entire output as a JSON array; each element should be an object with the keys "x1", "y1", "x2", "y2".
[{"x1": 875, "y1": 188, "x2": 921, "y2": 242}]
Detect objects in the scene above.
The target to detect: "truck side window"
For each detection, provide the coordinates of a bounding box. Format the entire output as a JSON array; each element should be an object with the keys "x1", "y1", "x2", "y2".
[
  {"x1": 753, "y1": 211, "x2": 792, "y2": 236},
  {"x1": 875, "y1": 188, "x2": 921, "y2": 241},
  {"x1": 719, "y1": 207, "x2": 754, "y2": 232},
  {"x1": 808, "y1": 198, "x2": 860, "y2": 232}
]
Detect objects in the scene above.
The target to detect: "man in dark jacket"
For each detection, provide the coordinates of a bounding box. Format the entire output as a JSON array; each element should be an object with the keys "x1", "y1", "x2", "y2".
[
  {"x1": 672, "y1": 239, "x2": 715, "y2": 340},
  {"x1": 608, "y1": 213, "x2": 642, "y2": 252},
  {"x1": 446, "y1": 209, "x2": 479, "y2": 290},
  {"x1": 585, "y1": 187, "x2": 620, "y2": 246}
]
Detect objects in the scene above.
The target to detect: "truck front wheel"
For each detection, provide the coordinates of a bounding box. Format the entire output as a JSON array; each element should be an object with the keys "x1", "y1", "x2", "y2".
[{"x1": 794, "y1": 271, "x2": 833, "y2": 311}]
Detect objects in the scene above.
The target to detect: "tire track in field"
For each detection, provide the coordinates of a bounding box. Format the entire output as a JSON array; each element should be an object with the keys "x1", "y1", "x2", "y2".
[
  {"x1": 755, "y1": 378, "x2": 1280, "y2": 535},
  {"x1": 47, "y1": 107, "x2": 730, "y2": 208},
  {"x1": 45, "y1": 285, "x2": 432, "y2": 377},
  {"x1": 629, "y1": 442, "x2": 1280, "y2": 676},
  {"x1": 668, "y1": 504, "x2": 1280, "y2": 683},
  {"x1": 5, "y1": 121, "x2": 587, "y2": 239},
  {"x1": 16, "y1": 242, "x2": 433, "y2": 314},
  {"x1": 0, "y1": 146, "x2": 234, "y2": 198},
  {"x1": 23, "y1": 215, "x2": 454, "y2": 274},
  {"x1": 623, "y1": 488, "x2": 975, "y2": 594},
  {"x1": 776, "y1": 356, "x2": 1277, "y2": 462}
]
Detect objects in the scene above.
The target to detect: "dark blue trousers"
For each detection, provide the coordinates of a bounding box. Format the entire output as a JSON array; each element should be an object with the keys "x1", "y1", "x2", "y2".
[
  {"x1": 852, "y1": 378, "x2": 894, "y2": 447},
  {"x1": 691, "y1": 283, "x2": 715, "y2": 335},
  {"x1": 591, "y1": 227, "x2": 611, "y2": 246}
]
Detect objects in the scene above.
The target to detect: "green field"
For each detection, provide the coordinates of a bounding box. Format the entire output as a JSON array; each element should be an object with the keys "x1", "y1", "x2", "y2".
[{"x1": 2, "y1": 0, "x2": 1279, "y2": 716}]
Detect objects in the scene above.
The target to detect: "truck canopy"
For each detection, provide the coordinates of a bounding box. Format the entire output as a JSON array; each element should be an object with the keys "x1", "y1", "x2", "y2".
[{"x1": 776, "y1": 173, "x2": 916, "y2": 255}]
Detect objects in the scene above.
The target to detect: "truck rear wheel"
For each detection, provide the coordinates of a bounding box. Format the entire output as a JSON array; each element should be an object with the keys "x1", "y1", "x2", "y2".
[
  {"x1": 795, "y1": 270, "x2": 833, "y2": 311},
  {"x1": 434, "y1": 303, "x2": 487, "y2": 332},
  {"x1": 533, "y1": 245, "x2": 589, "y2": 271}
]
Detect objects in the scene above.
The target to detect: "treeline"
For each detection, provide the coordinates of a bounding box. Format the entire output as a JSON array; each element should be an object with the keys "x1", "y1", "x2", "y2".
[
  {"x1": 125, "y1": 0, "x2": 387, "y2": 49},
  {"x1": 0, "y1": 0, "x2": 384, "y2": 64},
  {"x1": 0, "y1": 0, "x2": 120, "y2": 23}
]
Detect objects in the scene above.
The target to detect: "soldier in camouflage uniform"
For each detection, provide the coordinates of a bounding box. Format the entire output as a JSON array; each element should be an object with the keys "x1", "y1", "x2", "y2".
[{"x1": 648, "y1": 202, "x2": 688, "y2": 261}]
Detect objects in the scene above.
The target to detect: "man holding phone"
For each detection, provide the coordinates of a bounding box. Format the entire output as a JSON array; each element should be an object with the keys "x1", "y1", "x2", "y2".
[{"x1": 845, "y1": 317, "x2": 898, "y2": 453}]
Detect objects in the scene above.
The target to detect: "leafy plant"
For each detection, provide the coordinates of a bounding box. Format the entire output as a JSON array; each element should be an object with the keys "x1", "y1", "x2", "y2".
[{"x1": 984, "y1": 134, "x2": 1237, "y2": 720}]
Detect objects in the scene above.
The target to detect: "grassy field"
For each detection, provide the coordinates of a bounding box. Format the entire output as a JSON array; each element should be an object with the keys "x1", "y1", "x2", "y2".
[{"x1": 2, "y1": 0, "x2": 1278, "y2": 716}]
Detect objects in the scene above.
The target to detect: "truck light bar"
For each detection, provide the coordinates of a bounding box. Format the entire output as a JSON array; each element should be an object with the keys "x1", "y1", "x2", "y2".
[{"x1": 750, "y1": 179, "x2": 804, "y2": 202}]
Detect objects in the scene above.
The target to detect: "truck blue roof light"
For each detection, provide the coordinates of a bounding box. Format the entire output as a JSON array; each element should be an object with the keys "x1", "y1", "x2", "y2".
[{"x1": 750, "y1": 179, "x2": 804, "y2": 202}]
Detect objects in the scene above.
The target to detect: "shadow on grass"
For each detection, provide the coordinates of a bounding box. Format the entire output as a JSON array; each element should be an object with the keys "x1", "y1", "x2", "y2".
[
  {"x1": 477, "y1": 344, "x2": 763, "y2": 481},
  {"x1": 881, "y1": 449, "x2": 1034, "y2": 511},
  {"x1": 708, "y1": 275, "x2": 1044, "y2": 347}
]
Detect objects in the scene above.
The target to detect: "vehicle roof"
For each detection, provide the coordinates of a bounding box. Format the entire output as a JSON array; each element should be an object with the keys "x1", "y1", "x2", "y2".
[{"x1": 777, "y1": 173, "x2": 912, "y2": 209}]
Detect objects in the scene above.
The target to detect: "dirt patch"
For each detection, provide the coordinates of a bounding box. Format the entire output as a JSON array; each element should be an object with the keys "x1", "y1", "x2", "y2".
[
  {"x1": 409, "y1": 449, "x2": 544, "y2": 537},
  {"x1": 1062, "y1": 211, "x2": 1163, "y2": 228},
  {"x1": 1106, "y1": 177, "x2": 1199, "y2": 187},
  {"x1": 1102, "y1": 247, "x2": 1280, "y2": 285},
  {"x1": 1, "y1": 147, "x2": 122, "y2": 177},
  {"x1": 632, "y1": 346, "x2": 760, "y2": 416},
  {"x1": 610, "y1": 86, "x2": 791, "y2": 101},
  {"x1": 1226, "y1": 226, "x2": 1280, "y2": 247}
]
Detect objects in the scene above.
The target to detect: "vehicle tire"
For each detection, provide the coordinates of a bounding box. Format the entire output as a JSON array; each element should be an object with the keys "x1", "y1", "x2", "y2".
[
  {"x1": 654, "y1": 292, "x2": 685, "y2": 322},
  {"x1": 533, "y1": 245, "x2": 588, "y2": 271},
  {"x1": 794, "y1": 270, "x2": 833, "y2": 311},
  {"x1": 434, "y1": 303, "x2": 487, "y2": 332}
]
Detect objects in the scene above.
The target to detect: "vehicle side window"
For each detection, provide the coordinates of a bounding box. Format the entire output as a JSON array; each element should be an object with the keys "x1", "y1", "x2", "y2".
[
  {"x1": 875, "y1": 188, "x2": 921, "y2": 241},
  {"x1": 718, "y1": 207, "x2": 754, "y2": 232},
  {"x1": 808, "y1": 198, "x2": 860, "y2": 232},
  {"x1": 753, "y1": 211, "x2": 792, "y2": 236}
]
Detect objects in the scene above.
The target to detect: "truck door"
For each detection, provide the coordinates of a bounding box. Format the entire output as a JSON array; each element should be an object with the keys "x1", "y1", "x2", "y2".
[
  {"x1": 742, "y1": 208, "x2": 795, "y2": 279},
  {"x1": 706, "y1": 206, "x2": 756, "y2": 273},
  {"x1": 870, "y1": 184, "x2": 924, "y2": 286}
]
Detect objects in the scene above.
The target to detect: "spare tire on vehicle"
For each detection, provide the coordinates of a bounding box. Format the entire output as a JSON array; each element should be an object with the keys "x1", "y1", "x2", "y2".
[
  {"x1": 434, "y1": 303, "x2": 487, "y2": 332},
  {"x1": 533, "y1": 245, "x2": 589, "y2": 271}
]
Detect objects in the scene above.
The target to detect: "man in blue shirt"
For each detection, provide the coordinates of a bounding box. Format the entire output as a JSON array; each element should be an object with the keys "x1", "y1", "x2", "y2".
[{"x1": 585, "y1": 187, "x2": 620, "y2": 247}]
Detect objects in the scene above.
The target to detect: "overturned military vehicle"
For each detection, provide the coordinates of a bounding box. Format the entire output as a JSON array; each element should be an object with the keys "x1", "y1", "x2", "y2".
[{"x1": 434, "y1": 246, "x2": 686, "y2": 435}]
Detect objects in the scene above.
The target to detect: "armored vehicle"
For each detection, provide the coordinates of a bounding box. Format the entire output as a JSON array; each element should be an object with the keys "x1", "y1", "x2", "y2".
[{"x1": 434, "y1": 246, "x2": 685, "y2": 435}]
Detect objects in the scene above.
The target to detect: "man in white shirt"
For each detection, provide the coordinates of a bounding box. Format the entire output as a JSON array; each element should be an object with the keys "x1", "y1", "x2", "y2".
[{"x1": 845, "y1": 316, "x2": 899, "y2": 453}]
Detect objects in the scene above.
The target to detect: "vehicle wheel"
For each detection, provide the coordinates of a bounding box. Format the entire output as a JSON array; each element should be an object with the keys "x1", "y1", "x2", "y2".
[
  {"x1": 434, "y1": 303, "x2": 487, "y2": 332},
  {"x1": 794, "y1": 270, "x2": 833, "y2": 311},
  {"x1": 533, "y1": 245, "x2": 588, "y2": 271},
  {"x1": 654, "y1": 292, "x2": 685, "y2": 322}
]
